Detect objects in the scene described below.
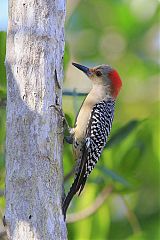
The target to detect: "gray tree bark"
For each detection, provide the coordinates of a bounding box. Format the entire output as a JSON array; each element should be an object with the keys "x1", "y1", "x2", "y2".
[{"x1": 5, "y1": 0, "x2": 67, "y2": 239}]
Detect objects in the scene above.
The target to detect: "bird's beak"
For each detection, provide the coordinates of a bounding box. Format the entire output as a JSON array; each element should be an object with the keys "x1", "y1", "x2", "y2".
[{"x1": 72, "y1": 62, "x2": 92, "y2": 77}]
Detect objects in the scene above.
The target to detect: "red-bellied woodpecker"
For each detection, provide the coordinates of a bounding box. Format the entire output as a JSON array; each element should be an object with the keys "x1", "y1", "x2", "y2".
[{"x1": 62, "y1": 62, "x2": 122, "y2": 218}]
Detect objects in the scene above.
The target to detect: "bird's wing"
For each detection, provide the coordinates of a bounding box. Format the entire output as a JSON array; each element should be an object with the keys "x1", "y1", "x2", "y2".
[
  {"x1": 76, "y1": 99, "x2": 115, "y2": 193},
  {"x1": 62, "y1": 99, "x2": 115, "y2": 218}
]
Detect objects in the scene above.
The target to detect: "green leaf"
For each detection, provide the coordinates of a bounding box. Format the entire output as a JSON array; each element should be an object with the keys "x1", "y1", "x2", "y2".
[
  {"x1": 106, "y1": 120, "x2": 144, "y2": 148},
  {"x1": 97, "y1": 165, "x2": 131, "y2": 187},
  {"x1": 88, "y1": 176, "x2": 105, "y2": 185}
]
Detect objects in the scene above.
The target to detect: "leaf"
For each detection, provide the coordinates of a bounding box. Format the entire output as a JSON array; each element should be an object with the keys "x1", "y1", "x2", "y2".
[
  {"x1": 106, "y1": 120, "x2": 144, "y2": 148},
  {"x1": 97, "y1": 165, "x2": 131, "y2": 187},
  {"x1": 88, "y1": 176, "x2": 105, "y2": 185}
]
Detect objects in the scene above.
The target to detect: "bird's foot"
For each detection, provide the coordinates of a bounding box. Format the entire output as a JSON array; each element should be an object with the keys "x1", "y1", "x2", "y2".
[
  {"x1": 65, "y1": 135, "x2": 73, "y2": 144},
  {"x1": 50, "y1": 105, "x2": 74, "y2": 138}
]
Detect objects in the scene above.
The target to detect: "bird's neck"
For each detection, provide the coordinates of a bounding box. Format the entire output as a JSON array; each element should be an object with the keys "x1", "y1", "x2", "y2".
[
  {"x1": 74, "y1": 85, "x2": 111, "y2": 141},
  {"x1": 91, "y1": 84, "x2": 113, "y2": 101}
]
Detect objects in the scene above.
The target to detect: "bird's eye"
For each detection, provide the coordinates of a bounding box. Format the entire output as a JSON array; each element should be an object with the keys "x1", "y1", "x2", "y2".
[{"x1": 96, "y1": 71, "x2": 102, "y2": 77}]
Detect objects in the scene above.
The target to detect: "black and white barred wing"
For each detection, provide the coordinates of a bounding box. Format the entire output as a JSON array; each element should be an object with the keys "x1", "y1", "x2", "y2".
[
  {"x1": 84, "y1": 99, "x2": 115, "y2": 177},
  {"x1": 75, "y1": 99, "x2": 115, "y2": 194},
  {"x1": 62, "y1": 99, "x2": 115, "y2": 217}
]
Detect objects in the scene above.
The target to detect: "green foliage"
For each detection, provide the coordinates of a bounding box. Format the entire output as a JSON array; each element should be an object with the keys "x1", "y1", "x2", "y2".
[
  {"x1": 0, "y1": 32, "x2": 6, "y2": 87},
  {"x1": 0, "y1": 86, "x2": 6, "y2": 101},
  {"x1": 97, "y1": 165, "x2": 130, "y2": 188},
  {"x1": 0, "y1": 31, "x2": 6, "y2": 215},
  {"x1": 107, "y1": 120, "x2": 142, "y2": 148},
  {"x1": 64, "y1": 43, "x2": 70, "y2": 73}
]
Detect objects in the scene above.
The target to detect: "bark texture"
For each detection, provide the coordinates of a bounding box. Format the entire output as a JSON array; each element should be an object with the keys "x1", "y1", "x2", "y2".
[{"x1": 5, "y1": 0, "x2": 67, "y2": 239}]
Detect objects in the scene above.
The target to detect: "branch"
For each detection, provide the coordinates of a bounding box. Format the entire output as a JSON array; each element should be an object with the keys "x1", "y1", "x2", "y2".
[
  {"x1": 66, "y1": 185, "x2": 113, "y2": 223},
  {"x1": 120, "y1": 195, "x2": 141, "y2": 233},
  {"x1": 0, "y1": 90, "x2": 87, "y2": 108}
]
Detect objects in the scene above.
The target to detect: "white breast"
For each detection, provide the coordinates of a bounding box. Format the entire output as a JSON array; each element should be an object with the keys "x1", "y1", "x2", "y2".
[{"x1": 74, "y1": 85, "x2": 110, "y2": 141}]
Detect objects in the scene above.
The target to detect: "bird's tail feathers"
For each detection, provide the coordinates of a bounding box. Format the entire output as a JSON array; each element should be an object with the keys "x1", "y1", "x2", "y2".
[
  {"x1": 62, "y1": 172, "x2": 87, "y2": 219},
  {"x1": 62, "y1": 174, "x2": 79, "y2": 219},
  {"x1": 78, "y1": 176, "x2": 87, "y2": 196},
  {"x1": 62, "y1": 151, "x2": 88, "y2": 219}
]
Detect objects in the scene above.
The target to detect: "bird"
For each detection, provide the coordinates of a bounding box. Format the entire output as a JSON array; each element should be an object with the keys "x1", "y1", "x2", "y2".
[{"x1": 62, "y1": 62, "x2": 122, "y2": 219}]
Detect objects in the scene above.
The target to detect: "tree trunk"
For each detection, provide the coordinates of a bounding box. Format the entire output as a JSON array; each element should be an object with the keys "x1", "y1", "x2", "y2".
[{"x1": 5, "y1": 0, "x2": 67, "y2": 239}]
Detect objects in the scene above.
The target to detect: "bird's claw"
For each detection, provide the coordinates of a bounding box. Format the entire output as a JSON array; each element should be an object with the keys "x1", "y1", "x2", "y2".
[
  {"x1": 65, "y1": 135, "x2": 73, "y2": 144},
  {"x1": 50, "y1": 105, "x2": 73, "y2": 136}
]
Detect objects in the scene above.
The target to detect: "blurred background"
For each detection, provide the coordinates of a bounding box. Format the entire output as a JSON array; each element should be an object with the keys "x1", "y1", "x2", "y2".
[{"x1": 0, "y1": 0, "x2": 159, "y2": 239}]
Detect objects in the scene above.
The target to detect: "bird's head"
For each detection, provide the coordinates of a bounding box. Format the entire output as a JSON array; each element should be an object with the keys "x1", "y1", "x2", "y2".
[{"x1": 72, "y1": 62, "x2": 122, "y2": 98}]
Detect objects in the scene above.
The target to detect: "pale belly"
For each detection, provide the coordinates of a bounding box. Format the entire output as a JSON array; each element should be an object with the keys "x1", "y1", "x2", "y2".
[{"x1": 72, "y1": 105, "x2": 91, "y2": 159}]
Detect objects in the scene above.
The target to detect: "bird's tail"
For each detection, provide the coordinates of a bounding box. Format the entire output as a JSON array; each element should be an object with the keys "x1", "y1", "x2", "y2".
[
  {"x1": 62, "y1": 176, "x2": 79, "y2": 219},
  {"x1": 63, "y1": 150, "x2": 88, "y2": 219},
  {"x1": 62, "y1": 173, "x2": 87, "y2": 220}
]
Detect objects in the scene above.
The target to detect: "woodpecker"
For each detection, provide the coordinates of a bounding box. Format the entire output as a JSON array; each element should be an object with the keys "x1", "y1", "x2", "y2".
[{"x1": 63, "y1": 62, "x2": 122, "y2": 218}]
